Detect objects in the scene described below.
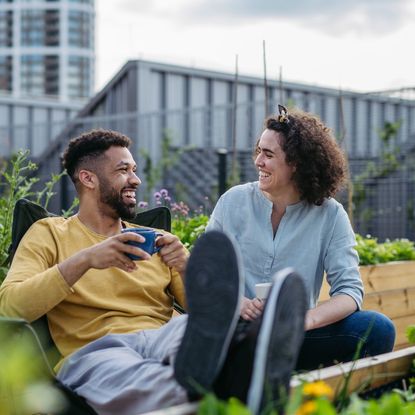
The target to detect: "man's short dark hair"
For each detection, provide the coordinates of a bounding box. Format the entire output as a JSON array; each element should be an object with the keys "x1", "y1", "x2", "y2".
[{"x1": 62, "y1": 129, "x2": 132, "y2": 185}]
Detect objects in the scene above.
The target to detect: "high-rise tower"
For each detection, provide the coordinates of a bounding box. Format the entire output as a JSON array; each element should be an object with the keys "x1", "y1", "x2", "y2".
[{"x1": 0, "y1": 0, "x2": 94, "y2": 102}]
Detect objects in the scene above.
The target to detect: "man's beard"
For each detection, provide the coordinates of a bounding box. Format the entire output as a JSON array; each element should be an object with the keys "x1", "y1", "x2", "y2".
[{"x1": 98, "y1": 176, "x2": 136, "y2": 219}]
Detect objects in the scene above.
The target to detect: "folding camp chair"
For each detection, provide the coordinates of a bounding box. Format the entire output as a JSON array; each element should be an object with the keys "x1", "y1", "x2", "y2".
[{"x1": 0, "y1": 198, "x2": 174, "y2": 415}]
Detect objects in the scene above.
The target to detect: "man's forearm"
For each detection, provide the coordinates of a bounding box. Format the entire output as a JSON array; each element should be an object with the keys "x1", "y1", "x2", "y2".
[{"x1": 57, "y1": 249, "x2": 92, "y2": 286}]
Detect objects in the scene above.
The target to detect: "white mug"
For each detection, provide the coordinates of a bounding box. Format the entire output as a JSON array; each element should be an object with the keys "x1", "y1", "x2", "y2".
[{"x1": 255, "y1": 282, "x2": 272, "y2": 300}]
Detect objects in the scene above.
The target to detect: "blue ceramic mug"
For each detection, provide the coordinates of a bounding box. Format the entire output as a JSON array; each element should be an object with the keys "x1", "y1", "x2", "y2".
[{"x1": 122, "y1": 228, "x2": 163, "y2": 260}]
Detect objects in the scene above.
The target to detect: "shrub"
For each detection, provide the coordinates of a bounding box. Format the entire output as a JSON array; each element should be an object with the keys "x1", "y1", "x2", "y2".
[
  {"x1": 197, "y1": 381, "x2": 415, "y2": 414},
  {"x1": 0, "y1": 150, "x2": 73, "y2": 283},
  {"x1": 0, "y1": 322, "x2": 66, "y2": 414},
  {"x1": 355, "y1": 234, "x2": 415, "y2": 265},
  {"x1": 139, "y1": 189, "x2": 209, "y2": 250}
]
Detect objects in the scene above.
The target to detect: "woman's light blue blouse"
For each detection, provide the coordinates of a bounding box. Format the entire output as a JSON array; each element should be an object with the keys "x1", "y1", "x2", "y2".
[{"x1": 206, "y1": 182, "x2": 363, "y2": 309}]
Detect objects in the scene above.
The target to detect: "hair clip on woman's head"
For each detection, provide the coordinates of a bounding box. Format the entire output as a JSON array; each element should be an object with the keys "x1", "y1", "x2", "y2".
[{"x1": 277, "y1": 104, "x2": 289, "y2": 124}]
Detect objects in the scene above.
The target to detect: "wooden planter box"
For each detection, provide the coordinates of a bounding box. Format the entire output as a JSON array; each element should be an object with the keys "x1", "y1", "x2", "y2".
[
  {"x1": 319, "y1": 260, "x2": 415, "y2": 350},
  {"x1": 291, "y1": 346, "x2": 415, "y2": 395},
  {"x1": 143, "y1": 347, "x2": 415, "y2": 415}
]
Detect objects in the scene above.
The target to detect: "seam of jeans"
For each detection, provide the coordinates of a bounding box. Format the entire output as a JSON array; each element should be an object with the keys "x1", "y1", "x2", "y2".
[{"x1": 304, "y1": 334, "x2": 366, "y2": 341}]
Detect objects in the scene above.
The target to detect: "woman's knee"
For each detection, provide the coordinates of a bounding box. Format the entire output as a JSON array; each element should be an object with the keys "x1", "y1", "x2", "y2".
[{"x1": 360, "y1": 310, "x2": 396, "y2": 354}]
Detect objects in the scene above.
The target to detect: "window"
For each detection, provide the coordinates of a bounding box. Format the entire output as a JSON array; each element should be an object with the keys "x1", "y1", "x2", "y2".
[
  {"x1": 69, "y1": 0, "x2": 93, "y2": 4},
  {"x1": 68, "y1": 10, "x2": 91, "y2": 48},
  {"x1": 68, "y1": 55, "x2": 91, "y2": 98},
  {"x1": 44, "y1": 9, "x2": 60, "y2": 46},
  {"x1": 20, "y1": 54, "x2": 59, "y2": 96},
  {"x1": 0, "y1": 11, "x2": 12, "y2": 47},
  {"x1": 20, "y1": 9, "x2": 59, "y2": 46},
  {"x1": 0, "y1": 56, "x2": 12, "y2": 92}
]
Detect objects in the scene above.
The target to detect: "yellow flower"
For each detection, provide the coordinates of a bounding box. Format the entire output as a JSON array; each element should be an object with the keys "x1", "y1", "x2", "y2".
[
  {"x1": 296, "y1": 400, "x2": 317, "y2": 415},
  {"x1": 303, "y1": 381, "x2": 334, "y2": 400}
]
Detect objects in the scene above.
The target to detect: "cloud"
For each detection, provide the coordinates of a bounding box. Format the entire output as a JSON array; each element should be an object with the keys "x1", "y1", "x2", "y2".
[{"x1": 117, "y1": 0, "x2": 413, "y2": 35}]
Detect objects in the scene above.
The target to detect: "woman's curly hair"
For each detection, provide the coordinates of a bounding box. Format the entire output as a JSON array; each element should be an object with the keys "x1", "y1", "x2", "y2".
[{"x1": 263, "y1": 108, "x2": 348, "y2": 205}]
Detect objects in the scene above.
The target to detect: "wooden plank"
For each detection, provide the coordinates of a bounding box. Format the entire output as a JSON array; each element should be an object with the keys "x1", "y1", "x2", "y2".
[
  {"x1": 319, "y1": 280, "x2": 330, "y2": 301},
  {"x1": 291, "y1": 346, "x2": 415, "y2": 394},
  {"x1": 319, "y1": 261, "x2": 415, "y2": 302},
  {"x1": 319, "y1": 287, "x2": 415, "y2": 319},
  {"x1": 361, "y1": 261, "x2": 415, "y2": 294},
  {"x1": 141, "y1": 348, "x2": 415, "y2": 415},
  {"x1": 363, "y1": 288, "x2": 415, "y2": 319}
]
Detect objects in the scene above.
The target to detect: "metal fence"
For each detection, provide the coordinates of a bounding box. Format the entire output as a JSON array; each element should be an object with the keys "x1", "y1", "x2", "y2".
[
  {"x1": 163, "y1": 148, "x2": 415, "y2": 241},
  {"x1": 3, "y1": 105, "x2": 413, "y2": 241}
]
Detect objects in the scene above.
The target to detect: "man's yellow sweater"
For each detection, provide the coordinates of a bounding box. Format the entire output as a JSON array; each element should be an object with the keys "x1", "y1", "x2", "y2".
[{"x1": 0, "y1": 215, "x2": 186, "y2": 369}]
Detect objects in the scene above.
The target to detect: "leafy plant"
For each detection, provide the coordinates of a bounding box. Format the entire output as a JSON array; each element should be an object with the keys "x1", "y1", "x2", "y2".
[
  {"x1": 139, "y1": 131, "x2": 182, "y2": 201},
  {"x1": 350, "y1": 120, "x2": 402, "y2": 229},
  {"x1": 355, "y1": 234, "x2": 415, "y2": 265},
  {"x1": 0, "y1": 322, "x2": 66, "y2": 414},
  {"x1": 172, "y1": 211, "x2": 208, "y2": 250},
  {"x1": 406, "y1": 326, "x2": 415, "y2": 345},
  {"x1": 0, "y1": 151, "x2": 38, "y2": 272},
  {"x1": 0, "y1": 150, "x2": 76, "y2": 283},
  {"x1": 196, "y1": 381, "x2": 415, "y2": 415},
  {"x1": 197, "y1": 393, "x2": 252, "y2": 415},
  {"x1": 138, "y1": 188, "x2": 209, "y2": 250}
]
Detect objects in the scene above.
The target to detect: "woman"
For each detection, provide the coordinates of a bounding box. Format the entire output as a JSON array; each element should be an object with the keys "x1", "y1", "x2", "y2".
[{"x1": 206, "y1": 105, "x2": 395, "y2": 369}]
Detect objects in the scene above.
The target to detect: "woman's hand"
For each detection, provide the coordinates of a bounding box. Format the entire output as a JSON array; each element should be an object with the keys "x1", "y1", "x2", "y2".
[{"x1": 240, "y1": 296, "x2": 265, "y2": 321}]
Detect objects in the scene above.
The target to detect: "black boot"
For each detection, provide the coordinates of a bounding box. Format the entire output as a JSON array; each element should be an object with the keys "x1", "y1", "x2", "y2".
[
  {"x1": 214, "y1": 268, "x2": 307, "y2": 415},
  {"x1": 174, "y1": 231, "x2": 243, "y2": 398}
]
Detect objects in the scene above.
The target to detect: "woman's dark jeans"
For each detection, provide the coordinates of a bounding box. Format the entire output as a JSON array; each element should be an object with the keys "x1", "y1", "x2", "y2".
[{"x1": 295, "y1": 310, "x2": 396, "y2": 371}]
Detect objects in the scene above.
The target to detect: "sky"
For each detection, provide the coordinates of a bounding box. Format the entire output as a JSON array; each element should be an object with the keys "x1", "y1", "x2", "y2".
[{"x1": 95, "y1": 0, "x2": 415, "y2": 95}]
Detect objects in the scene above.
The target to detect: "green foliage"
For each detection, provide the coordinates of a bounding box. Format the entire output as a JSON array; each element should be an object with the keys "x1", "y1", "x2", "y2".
[
  {"x1": 354, "y1": 392, "x2": 415, "y2": 415},
  {"x1": 351, "y1": 120, "x2": 401, "y2": 227},
  {"x1": 393, "y1": 380, "x2": 415, "y2": 403},
  {"x1": 0, "y1": 150, "x2": 76, "y2": 283},
  {"x1": 355, "y1": 234, "x2": 415, "y2": 265},
  {"x1": 228, "y1": 156, "x2": 241, "y2": 189},
  {"x1": 197, "y1": 387, "x2": 415, "y2": 415},
  {"x1": 172, "y1": 214, "x2": 208, "y2": 250},
  {"x1": 0, "y1": 322, "x2": 66, "y2": 414},
  {"x1": 406, "y1": 325, "x2": 415, "y2": 344},
  {"x1": 139, "y1": 130, "x2": 182, "y2": 201},
  {"x1": 0, "y1": 151, "x2": 38, "y2": 274},
  {"x1": 139, "y1": 189, "x2": 209, "y2": 250},
  {"x1": 198, "y1": 393, "x2": 252, "y2": 415},
  {"x1": 61, "y1": 196, "x2": 80, "y2": 219}
]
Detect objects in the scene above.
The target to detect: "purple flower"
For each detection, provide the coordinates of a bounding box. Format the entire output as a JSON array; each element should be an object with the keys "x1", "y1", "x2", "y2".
[
  {"x1": 164, "y1": 196, "x2": 171, "y2": 202},
  {"x1": 153, "y1": 192, "x2": 161, "y2": 200},
  {"x1": 171, "y1": 207, "x2": 180, "y2": 213},
  {"x1": 138, "y1": 201, "x2": 148, "y2": 208},
  {"x1": 160, "y1": 189, "x2": 169, "y2": 197}
]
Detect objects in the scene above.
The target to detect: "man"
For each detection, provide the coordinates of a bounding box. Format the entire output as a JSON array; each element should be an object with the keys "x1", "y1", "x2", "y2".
[{"x1": 0, "y1": 129, "x2": 307, "y2": 415}]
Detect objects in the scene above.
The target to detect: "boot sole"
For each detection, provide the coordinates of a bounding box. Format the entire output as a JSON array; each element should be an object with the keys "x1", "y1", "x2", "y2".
[
  {"x1": 174, "y1": 231, "x2": 243, "y2": 394},
  {"x1": 247, "y1": 268, "x2": 307, "y2": 414}
]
